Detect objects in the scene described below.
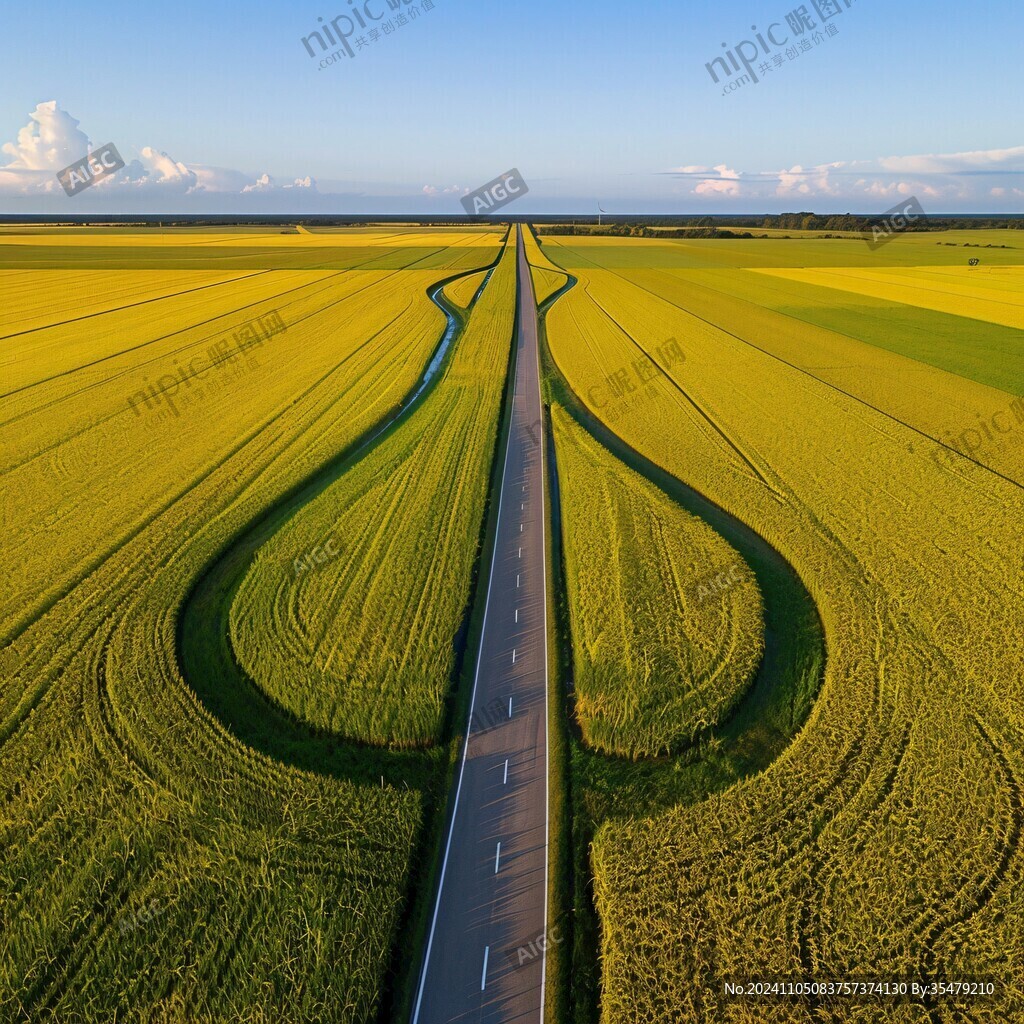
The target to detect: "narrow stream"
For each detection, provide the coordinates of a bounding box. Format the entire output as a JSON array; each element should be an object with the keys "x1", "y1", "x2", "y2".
[{"x1": 175, "y1": 263, "x2": 492, "y2": 786}]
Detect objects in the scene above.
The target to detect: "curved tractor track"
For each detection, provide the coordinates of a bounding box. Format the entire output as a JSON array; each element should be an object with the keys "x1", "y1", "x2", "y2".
[
  {"x1": 176, "y1": 247, "x2": 505, "y2": 787},
  {"x1": 526, "y1": 230, "x2": 827, "y2": 1023},
  {"x1": 530, "y1": 239, "x2": 826, "y2": 787}
]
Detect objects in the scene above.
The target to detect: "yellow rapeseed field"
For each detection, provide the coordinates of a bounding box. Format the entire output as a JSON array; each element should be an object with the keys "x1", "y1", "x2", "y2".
[
  {"x1": 231, "y1": 236, "x2": 518, "y2": 746},
  {"x1": 541, "y1": 233, "x2": 1024, "y2": 1022},
  {"x1": 442, "y1": 266, "x2": 489, "y2": 309},
  {"x1": 0, "y1": 228, "x2": 504, "y2": 1021},
  {"x1": 551, "y1": 405, "x2": 763, "y2": 758},
  {"x1": 755, "y1": 264, "x2": 1024, "y2": 329}
]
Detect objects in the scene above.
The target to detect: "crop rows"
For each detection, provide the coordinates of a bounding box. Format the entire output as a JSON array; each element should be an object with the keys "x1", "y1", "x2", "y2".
[
  {"x1": 231, "y1": 235, "x2": 519, "y2": 747},
  {"x1": 0, "y1": 228, "x2": 503, "y2": 1022},
  {"x1": 540, "y1": 233, "x2": 1024, "y2": 1022},
  {"x1": 442, "y1": 267, "x2": 489, "y2": 310},
  {"x1": 551, "y1": 405, "x2": 763, "y2": 759}
]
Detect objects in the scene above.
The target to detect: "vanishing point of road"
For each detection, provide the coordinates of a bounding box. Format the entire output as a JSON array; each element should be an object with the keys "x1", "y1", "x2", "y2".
[{"x1": 411, "y1": 226, "x2": 551, "y2": 1024}]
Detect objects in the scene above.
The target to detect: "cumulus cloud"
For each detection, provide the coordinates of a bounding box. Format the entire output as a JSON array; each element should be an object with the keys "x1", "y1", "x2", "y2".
[
  {"x1": 422, "y1": 184, "x2": 466, "y2": 196},
  {"x1": 774, "y1": 161, "x2": 846, "y2": 197},
  {"x1": 1, "y1": 100, "x2": 91, "y2": 171},
  {"x1": 666, "y1": 145, "x2": 1023, "y2": 208},
  {"x1": 241, "y1": 173, "x2": 318, "y2": 193},
  {"x1": 690, "y1": 164, "x2": 742, "y2": 197},
  {"x1": 0, "y1": 101, "x2": 317, "y2": 200}
]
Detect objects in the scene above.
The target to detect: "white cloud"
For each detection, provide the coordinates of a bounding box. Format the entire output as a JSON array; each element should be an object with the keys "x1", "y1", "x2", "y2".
[
  {"x1": 669, "y1": 146, "x2": 1023, "y2": 208},
  {"x1": 241, "y1": 173, "x2": 317, "y2": 193},
  {"x1": 422, "y1": 184, "x2": 466, "y2": 196},
  {"x1": 878, "y1": 145, "x2": 1024, "y2": 174},
  {"x1": 1, "y1": 100, "x2": 90, "y2": 171},
  {"x1": 775, "y1": 161, "x2": 845, "y2": 197},
  {"x1": 694, "y1": 178, "x2": 741, "y2": 196},
  {"x1": 692, "y1": 164, "x2": 742, "y2": 197},
  {"x1": 0, "y1": 101, "x2": 317, "y2": 199}
]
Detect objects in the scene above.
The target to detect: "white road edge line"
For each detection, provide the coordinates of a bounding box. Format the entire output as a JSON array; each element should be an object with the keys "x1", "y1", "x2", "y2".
[
  {"x1": 481, "y1": 946, "x2": 490, "y2": 991},
  {"x1": 504, "y1": 758, "x2": 509, "y2": 784},
  {"x1": 410, "y1": 292, "x2": 519, "y2": 1022},
  {"x1": 524, "y1": 228, "x2": 554, "y2": 1024},
  {"x1": 508, "y1": 696, "x2": 513, "y2": 718},
  {"x1": 495, "y1": 842, "x2": 502, "y2": 873}
]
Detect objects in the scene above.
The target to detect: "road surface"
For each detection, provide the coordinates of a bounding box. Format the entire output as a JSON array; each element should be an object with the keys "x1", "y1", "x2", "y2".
[{"x1": 411, "y1": 226, "x2": 551, "y2": 1024}]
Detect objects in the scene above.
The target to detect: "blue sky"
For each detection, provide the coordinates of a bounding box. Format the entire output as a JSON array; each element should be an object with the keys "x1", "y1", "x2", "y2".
[{"x1": 0, "y1": 0, "x2": 1021, "y2": 213}]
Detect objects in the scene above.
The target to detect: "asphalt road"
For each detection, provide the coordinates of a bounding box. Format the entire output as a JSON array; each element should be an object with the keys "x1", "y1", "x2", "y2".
[{"x1": 411, "y1": 226, "x2": 551, "y2": 1024}]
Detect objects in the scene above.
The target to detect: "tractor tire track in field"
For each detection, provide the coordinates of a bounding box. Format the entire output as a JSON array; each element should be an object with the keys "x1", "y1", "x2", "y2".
[
  {"x1": 0, "y1": 267, "x2": 407, "y2": 449},
  {"x1": 537, "y1": 235, "x2": 1022, "y2": 1020},
  {"x1": 918, "y1": 716, "x2": 1022, "y2": 1024},
  {"x1": 0, "y1": 243, "x2": 501, "y2": 741},
  {"x1": 526, "y1": 231, "x2": 828, "y2": 1024},
  {"x1": 607, "y1": 258, "x2": 1024, "y2": 493},
  {"x1": 795, "y1": 720, "x2": 913, "y2": 1017},
  {"x1": 0, "y1": 270, "x2": 268, "y2": 347},
  {"x1": 0, "y1": 238, "x2": 488, "y2": 644},
  {"x1": 574, "y1": 275, "x2": 787, "y2": 501},
  {"x1": 8, "y1": 241, "x2": 510, "y2": 1021},
  {"x1": 0, "y1": 293, "x2": 413, "y2": 661},
  {"x1": 1, "y1": 238, "x2": 459, "y2": 424},
  {"x1": 174, "y1": 239, "x2": 509, "y2": 774}
]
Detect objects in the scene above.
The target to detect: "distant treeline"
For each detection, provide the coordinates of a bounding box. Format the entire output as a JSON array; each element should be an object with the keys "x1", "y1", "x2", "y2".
[
  {"x1": 541, "y1": 224, "x2": 756, "y2": 238},
  {"x1": 538, "y1": 213, "x2": 1024, "y2": 237}
]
